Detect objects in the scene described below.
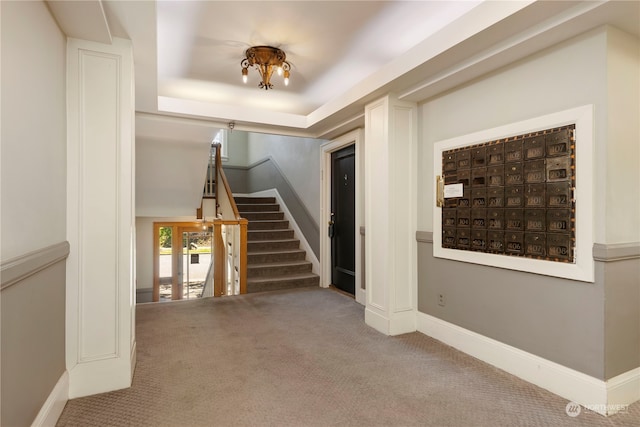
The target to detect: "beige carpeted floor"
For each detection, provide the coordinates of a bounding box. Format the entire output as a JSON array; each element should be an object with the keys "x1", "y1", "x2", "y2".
[{"x1": 57, "y1": 287, "x2": 639, "y2": 427}]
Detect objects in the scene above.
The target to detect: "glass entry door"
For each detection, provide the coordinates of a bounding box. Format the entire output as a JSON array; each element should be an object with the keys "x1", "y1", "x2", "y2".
[{"x1": 154, "y1": 223, "x2": 213, "y2": 302}]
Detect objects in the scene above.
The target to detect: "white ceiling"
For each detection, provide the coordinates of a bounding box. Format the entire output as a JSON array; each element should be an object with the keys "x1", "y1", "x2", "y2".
[
  {"x1": 47, "y1": 0, "x2": 640, "y2": 141},
  {"x1": 45, "y1": 1, "x2": 638, "y2": 216}
]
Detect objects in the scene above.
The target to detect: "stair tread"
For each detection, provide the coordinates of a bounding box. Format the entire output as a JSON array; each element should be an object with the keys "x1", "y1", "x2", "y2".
[
  {"x1": 248, "y1": 248, "x2": 305, "y2": 254},
  {"x1": 248, "y1": 238, "x2": 299, "y2": 243},
  {"x1": 247, "y1": 272, "x2": 318, "y2": 283},
  {"x1": 247, "y1": 260, "x2": 311, "y2": 269}
]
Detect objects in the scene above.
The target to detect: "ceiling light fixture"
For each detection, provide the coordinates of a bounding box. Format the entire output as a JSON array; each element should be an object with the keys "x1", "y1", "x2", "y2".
[{"x1": 241, "y1": 46, "x2": 290, "y2": 90}]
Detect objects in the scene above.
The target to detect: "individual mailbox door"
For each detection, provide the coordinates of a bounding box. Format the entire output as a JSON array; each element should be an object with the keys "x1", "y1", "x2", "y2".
[
  {"x1": 525, "y1": 233, "x2": 546, "y2": 257},
  {"x1": 471, "y1": 208, "x2": 487, "y2": 229},
  {"x1": 456, "y1": 229, "x2": 471, "y2": 249},
  {"x1": 524, "y1": 183, "x2": 545, "y2": 208},
  {"x1": 524, "y1": 159, "x2": 545, "y2": 183},
  {"x1": 488, "y1": 209, "x2": 504, "y2": 230},
  {"x1": 547, "y1": 209, "x2": 572, "y2": 233},
  {"x1": 443, "y1": 152, "x2": 456, "y2": 172},
  {"x1": 487, "y1": 165, "x2": 504, "y2": 187},
  {"x1": 457, "y1": 169, "x2": 470, "y2": 187},
  {"x1": 458, "y1": 188, "x2": 471, "y2": 208},
  {"x1": 546, "y1": 182, "x2": 572, "y2": 208},
  {"x1": 471, "y1": 146, "x2": 487, "y2": 168},
  {"x1": 505, "y1": 232, "x2": 524, "y2": 255},
  {"x1": 443, "y1": 209, "x2": 457, "y2": 228},
  {"x1": 471, "y1": 230, "x2": 487, "y2": 251},
  {"x1": 487, "y1": 187, "x2": 504, "y2": 208},
  {"x1": 457, "y1": 208, "x2": 471, "y2": 228},
  {"x1": 546, "y1": 157, "x2": 572, "y2": 182},
  {"x1": 457, "y1": 149, "x2": 471, "y2": 169},
  {"x1": 547, "y1": 234, "x2": 573, "y2": 261},
  {"x1": 487, "y1": 144, "x2": 504, "y2": 165},
  {"x1": 505, "y1": 209, "x2": 524, "y2": 231},
  {"x1": 488, "y1": 231, "x2": 504, "y2": 253},
  {"x1": 505, "y1": 139, "x2": 523, "y2": 163},
  {"x1": 505, "y1": 186, "x2": 524, "y2": 208},
  {"x1": 472, "y1": 167, "x2": 487, "y2": 187},
  {"x1": 442, "y1": 228, "x2": 456, "y2": 248},
  {"x1": 525, "y1": 209, "x2": 546, "y2": 232},
  {"x1": 505, "y1": 163, "x2": 524, "y2": 186},
  {"x1": 523, "y1": 135, "x2": 546, "y2": 160},
  {"x1": 472, "y1": 188, "x2": 487, "y2": 208},
  {"x1": 546, "y1": 129, "x2": 571, "y2": 157}
]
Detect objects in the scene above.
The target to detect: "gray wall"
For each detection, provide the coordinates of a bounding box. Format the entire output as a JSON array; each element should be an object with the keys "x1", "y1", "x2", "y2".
[
  {"x1": 0, "y1": 1, "x2": 68, "y2": 424},
  {"x1": 223, "y1": 131, "x2": 325, "y2": 257},
  {"x1": 417, "y1": 27, "x2": 639, "y2": 380}
]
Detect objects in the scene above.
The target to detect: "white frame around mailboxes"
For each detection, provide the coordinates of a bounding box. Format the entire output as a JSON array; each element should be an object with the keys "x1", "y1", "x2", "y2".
[{"x1": 433, "y1": 105, "x2": 594, "y2": 282}]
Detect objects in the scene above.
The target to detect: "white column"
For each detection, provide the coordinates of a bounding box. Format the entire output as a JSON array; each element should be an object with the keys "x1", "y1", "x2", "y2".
[
  {"x1": 66, "y1": 37, "x2": 136, "y2": 398},
  {"x1": 364, "y1": 95, "x2": 418, "y2": 335}
]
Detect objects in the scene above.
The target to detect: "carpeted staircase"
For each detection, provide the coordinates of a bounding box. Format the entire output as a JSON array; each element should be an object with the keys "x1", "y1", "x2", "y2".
[{"x1": 235, "y1": 196, "x2": 319, "y2": 293}]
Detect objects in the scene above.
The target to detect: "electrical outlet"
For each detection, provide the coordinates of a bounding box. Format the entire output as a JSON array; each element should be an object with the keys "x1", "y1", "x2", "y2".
[{"x1": 438, "y1": 294, "x2": 445, "y2": 307}]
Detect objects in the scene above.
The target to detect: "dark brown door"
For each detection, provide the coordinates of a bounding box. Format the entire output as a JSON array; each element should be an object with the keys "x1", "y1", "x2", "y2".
[{"x1": 330, "y1": 145, "x2": 356, "y2": 294}]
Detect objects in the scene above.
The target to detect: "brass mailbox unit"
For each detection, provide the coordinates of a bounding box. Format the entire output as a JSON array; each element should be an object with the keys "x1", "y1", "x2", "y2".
[{"x1": 440, "y1": 124, "x2": 575, "y2": 263}]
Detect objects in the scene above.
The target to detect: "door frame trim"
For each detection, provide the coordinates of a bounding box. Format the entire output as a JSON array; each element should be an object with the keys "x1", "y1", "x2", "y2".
[{"x1": 320, "y1": 129, "x2": 365, "y2": 305}]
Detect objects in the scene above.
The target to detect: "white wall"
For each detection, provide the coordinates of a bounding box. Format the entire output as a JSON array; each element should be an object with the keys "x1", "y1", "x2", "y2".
[
  {"x1": 247, "y1": 133, "x2": 322, "y2": 225},
  {"x1": 1, "y1": 0, "x2": 67, "y2": 260},
  {"x1": 136, "y1": 137, "x2": 210, "y2": 217},
  {"x1": 224, "y1": 130, "x2": 248, "y2": 166}
]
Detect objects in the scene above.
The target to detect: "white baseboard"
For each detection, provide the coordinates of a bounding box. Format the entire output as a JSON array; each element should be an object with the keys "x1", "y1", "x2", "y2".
[
  {"x1": 365, "y1": 307, "x2": 416, "y2": 336},
  {"x1": 236, "y1": 189, "x2": 320, "y2": 275},
  {"x1": 32, "y1": 371, "x2": 68, "y2": 427},
  {"x1": 416, "y1": 311, "x2": 639, "y2": 416}
]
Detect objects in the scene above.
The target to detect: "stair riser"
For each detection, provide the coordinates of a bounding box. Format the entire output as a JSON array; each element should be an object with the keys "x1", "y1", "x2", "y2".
[
  {"x1": 248, "y1": 240, "x2": 300, "y2": 251},
  {"x1": 240, "y1": 212, "x2": 284, "y2": 221},
  {"x1": 247, "y1": 276, "x2": 319, "y2": 293},
  {"x1": 248, "y1": 221, "x2": 289, "y2": 230},
  {"x1": 247, "y1": 252, "x2": 306, "y2": 264},
  {"x1": 236, "y1": 204, "x2": 279, "y2": 212},
  {"x1": 234, "y1": 197, "x2": 275, "y2": 204},
  {"x1": 248, "y1": 263, "x2": 312, "y2": 278},
  {"x1": 248, "y1": 230, "x2": 294, "y2": 241}
]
